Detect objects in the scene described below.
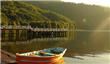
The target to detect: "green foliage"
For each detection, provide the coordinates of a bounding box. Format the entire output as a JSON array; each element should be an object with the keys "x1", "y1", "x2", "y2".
[
  {"x1": 1, "y1": 1, "x2": 74, "y2": 28},
  {"x1": 28, "y1": 1, "x2": 110, "y2": 29}
]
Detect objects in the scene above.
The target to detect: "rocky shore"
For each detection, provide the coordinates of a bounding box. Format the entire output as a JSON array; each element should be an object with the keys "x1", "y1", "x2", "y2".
[{"x1": 1, "y1": 50, "x2": 16, "y2": 64}]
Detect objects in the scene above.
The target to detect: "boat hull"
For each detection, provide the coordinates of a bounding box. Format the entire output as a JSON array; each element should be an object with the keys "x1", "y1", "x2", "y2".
[
  {"x1": 16, "y1": 55, "x2": 64, "y2": 64},
  {"x1": 16, "y1": 48, "x2": 66, "y2": 64}
]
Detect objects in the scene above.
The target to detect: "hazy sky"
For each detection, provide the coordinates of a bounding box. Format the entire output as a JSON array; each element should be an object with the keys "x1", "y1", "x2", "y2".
[{"x1": 61, "y1": 0, "x2": 110, "y2": 7}]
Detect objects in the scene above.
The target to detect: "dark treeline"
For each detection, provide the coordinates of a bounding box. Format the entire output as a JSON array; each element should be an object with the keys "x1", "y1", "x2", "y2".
[{"x1": 27, "y1": 1, "x2": 110, "y2": 29}]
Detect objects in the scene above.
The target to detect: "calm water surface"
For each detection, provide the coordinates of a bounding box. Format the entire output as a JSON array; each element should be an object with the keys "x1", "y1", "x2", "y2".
[
  {"x1": 1, "y1": 31, "x2": 110, "y2": 64},
  {"x1": 65, "y1": 53, "x2": 110, "y2": 64}
]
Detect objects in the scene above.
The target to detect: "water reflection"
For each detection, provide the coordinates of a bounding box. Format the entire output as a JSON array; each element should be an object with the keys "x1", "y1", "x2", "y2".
[
  {"x1": 1, "y1": 30, "x2": 110, "y2": 57},
  {"x1": 1, "y1": 16, "x2": 110, "y2": 56},
  {"x1": 1, "y1": 38, "x2": 70, "y2": 54}
]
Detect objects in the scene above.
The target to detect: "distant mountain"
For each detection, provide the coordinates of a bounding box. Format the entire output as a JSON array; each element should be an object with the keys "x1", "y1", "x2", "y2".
[
  {"x1": 27, "y1": 1, "x2": 110, "y2": 29},
  {"x1": 1, "y1": 1, "x2": 74, "y2": 28}
]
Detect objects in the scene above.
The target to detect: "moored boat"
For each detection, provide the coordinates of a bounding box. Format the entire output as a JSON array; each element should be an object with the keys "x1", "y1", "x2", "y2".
[{"x1": 16, "y1": 47, "x2": 67, "y2": 64}]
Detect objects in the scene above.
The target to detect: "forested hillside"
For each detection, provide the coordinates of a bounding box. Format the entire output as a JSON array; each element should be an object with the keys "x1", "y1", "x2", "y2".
[
  {"x1": 27, "y1": 1, "x2": 110, "y2": 29},
  {"x1": 1, "y1": 1, "x2": 74, "y2": 28}
]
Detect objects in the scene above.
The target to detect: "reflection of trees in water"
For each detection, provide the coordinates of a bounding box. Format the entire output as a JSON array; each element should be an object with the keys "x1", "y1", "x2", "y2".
[
  {"x1": 1, "y1": 39, "x2": 70, "y2": 54},
  {"x1": 71, "y1": 16, "x2": 110, "y2": 53},
  {"x1": 1, "y1": 30, "x2": 74, "y2": 55},
  {"x1": 90, "y1": 16, "x2": 110, "y2": 51},
  {"x1": 67, "y1": 29, "x2": 110, "y2": 55},
  {"x1": 1, "y1": 30, "x2": 73, "y2": 42}
]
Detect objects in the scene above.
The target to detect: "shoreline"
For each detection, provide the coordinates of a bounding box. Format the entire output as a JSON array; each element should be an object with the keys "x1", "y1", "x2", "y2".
[
  {"x1": 1, "y1": 50, "x2": 110, "y2": 64},
  {"x1": 1, "y1": 50, "x2": 70, "y2": 64}
]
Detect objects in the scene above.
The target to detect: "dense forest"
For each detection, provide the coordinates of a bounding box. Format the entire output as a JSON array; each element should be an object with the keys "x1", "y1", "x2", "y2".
[
  {"x1": 27, "y1": 1, "x2": 110, "y2": 29},
  {"x1": 1, "y1": 1, "x2": 74, "y2": 28}
]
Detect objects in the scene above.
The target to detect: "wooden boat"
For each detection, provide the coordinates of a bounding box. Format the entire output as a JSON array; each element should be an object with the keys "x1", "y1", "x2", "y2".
[{"x1": 16, "y1": 47, "x2": 67, "y2": 64}]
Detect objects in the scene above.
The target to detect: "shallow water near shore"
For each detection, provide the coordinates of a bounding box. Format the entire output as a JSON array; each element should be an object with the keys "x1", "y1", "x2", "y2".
[{"x1": 65, "y1": 53, "x2": 110, "y2": 64}]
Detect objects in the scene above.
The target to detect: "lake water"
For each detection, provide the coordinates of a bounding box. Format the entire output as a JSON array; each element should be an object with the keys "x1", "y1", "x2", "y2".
[
  {"x1": 1, "y1": 31, "x2": 110, "y2": 64},
  {"x1": 65, "y1": 53, "x2": 110, "y2": 64}
]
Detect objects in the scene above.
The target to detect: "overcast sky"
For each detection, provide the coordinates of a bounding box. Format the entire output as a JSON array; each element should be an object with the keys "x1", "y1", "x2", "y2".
[
  {"x1": 3, "y1": 0, "x2": 110, "y2": 7},
  {"x1": 61, "y1": 0, "x2": 110, "y2": 7}
]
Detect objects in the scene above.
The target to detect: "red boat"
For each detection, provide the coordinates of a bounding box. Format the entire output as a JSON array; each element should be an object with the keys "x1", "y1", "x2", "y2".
[{"x1": 16, "y1": 48, "x2": 67, "y2": 64}]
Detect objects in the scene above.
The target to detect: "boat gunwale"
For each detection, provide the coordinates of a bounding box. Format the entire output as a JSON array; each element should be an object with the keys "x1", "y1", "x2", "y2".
[{"x1": 16, "y1": 49, "x2": 67, "y2": 58}]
